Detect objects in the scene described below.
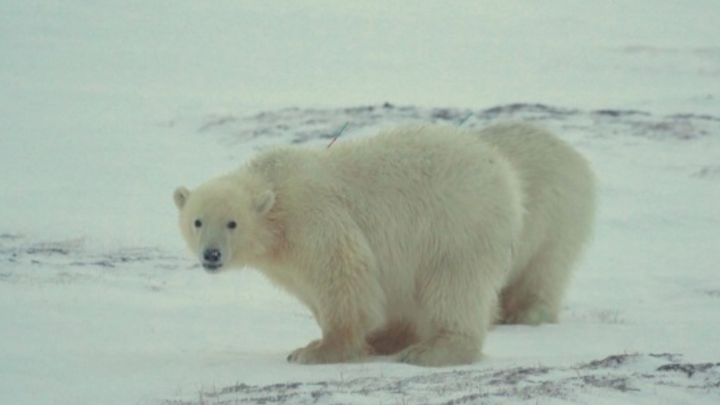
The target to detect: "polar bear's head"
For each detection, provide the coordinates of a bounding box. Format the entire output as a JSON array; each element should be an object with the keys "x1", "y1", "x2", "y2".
[{"x1": 173, "y1": 176, "x2": 276, "y2": 273}]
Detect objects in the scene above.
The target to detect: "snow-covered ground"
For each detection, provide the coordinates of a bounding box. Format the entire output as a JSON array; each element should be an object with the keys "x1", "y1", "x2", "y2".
[{"x1": 1, "y1": 2, "x2": 719, "y2": 404}]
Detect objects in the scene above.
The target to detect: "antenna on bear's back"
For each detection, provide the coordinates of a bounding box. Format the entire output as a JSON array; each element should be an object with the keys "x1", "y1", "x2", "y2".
[
  {"x1": 326, "y1": 121, "x2": 349, "y2": 149},
  {"x1": 457, "y1": 113, "x2": 473, "y2": 127}
]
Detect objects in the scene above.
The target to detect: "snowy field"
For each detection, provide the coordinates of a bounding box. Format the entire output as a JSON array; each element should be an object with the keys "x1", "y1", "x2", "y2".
[{"x1": 1, "y1": 1, "x2": 719, "y2": 404}]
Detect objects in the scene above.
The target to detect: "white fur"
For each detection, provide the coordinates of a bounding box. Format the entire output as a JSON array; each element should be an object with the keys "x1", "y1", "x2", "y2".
[{"x1": 173, "y1": 122, "x2": 595, "y2": 366}]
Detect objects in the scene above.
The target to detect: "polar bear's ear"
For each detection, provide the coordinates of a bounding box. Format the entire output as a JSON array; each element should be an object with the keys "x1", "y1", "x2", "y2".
[
  {"x1": 174, "y1": 187, "x2": 190, "y2": 209},
  {"x1": 253, "y1": 189, "x2": 275, "y2": 215}
]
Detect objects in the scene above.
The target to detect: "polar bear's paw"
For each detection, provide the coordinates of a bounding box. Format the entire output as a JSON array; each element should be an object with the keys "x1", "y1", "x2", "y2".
[
  {"x1": 398, "y1": 335, "x2": 481, "y2": 367},
  {"x1": 287, "y1": 339, "x2": 322, "y2": 364},
  {"x1": 500, "y1": 306, "x2": 558, "y2": 326},
  {"x1": 287, "y1": 339, "x2": 370, "y2": 364}
]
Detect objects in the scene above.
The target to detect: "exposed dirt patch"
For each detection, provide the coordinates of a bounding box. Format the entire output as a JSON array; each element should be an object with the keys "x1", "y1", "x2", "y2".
[{"x1": 161, "y1": 353, "x2": 720, "y2": 405}]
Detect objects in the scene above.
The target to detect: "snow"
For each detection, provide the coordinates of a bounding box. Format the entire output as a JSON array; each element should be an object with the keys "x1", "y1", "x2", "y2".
[{"x1": 1, "y1": 1, "x2": 719, "y2": 404}]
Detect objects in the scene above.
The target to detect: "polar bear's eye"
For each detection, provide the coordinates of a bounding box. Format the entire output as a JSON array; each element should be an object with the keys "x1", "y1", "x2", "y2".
[
  {"x1": 194, "y1": 220, "x2": 202, "y2": 228},
  {"x1": 227, "y1": 221, "x2": 237, "y2": 230}
]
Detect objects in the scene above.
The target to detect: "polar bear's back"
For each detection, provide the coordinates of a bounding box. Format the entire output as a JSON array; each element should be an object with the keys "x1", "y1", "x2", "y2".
[
  {"x1": 477, "y1": 122, "x2": 596, "y2": 277},
  {"x1": 327, "y1": 125, "x2": 524, "y2": 238}
]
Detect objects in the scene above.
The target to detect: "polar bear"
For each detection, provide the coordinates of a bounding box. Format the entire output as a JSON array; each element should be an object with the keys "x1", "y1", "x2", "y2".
[{"x1": 173, "y1": 122, "x2": 595, "y2": 367}]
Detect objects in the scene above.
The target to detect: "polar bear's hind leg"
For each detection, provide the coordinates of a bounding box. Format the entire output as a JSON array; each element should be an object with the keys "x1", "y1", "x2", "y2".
[{"x1": 499, "y1": 242, "x2": 581, "y2": 325}]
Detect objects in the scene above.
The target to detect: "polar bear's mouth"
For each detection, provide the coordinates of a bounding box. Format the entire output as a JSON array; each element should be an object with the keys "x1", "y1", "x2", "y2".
[{"x1": 202, "y1": 263, "x2": 223, "y2": 272}]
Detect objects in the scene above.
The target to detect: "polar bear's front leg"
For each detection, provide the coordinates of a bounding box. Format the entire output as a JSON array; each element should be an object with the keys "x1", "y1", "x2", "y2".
[
  {"x1": 287, "y1": 326, "x2": 371, "y2": 364},
  {"x1": 285, "y1": 220, "x2": 384, "y2": 365},
  {"x1": 286, "y1": 292, "x2": 377, "y2": 364}
]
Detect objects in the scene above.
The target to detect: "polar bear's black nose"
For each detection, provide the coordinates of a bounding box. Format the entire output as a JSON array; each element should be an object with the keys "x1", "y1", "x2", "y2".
[{"x1": 203, "y1": 249, "x2": 221, "y2": 263}]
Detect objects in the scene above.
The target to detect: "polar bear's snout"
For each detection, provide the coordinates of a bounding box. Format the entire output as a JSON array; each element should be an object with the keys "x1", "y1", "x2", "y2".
[{"x1": 202, "y1": 248, "x2": 223, "y2": 272}]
